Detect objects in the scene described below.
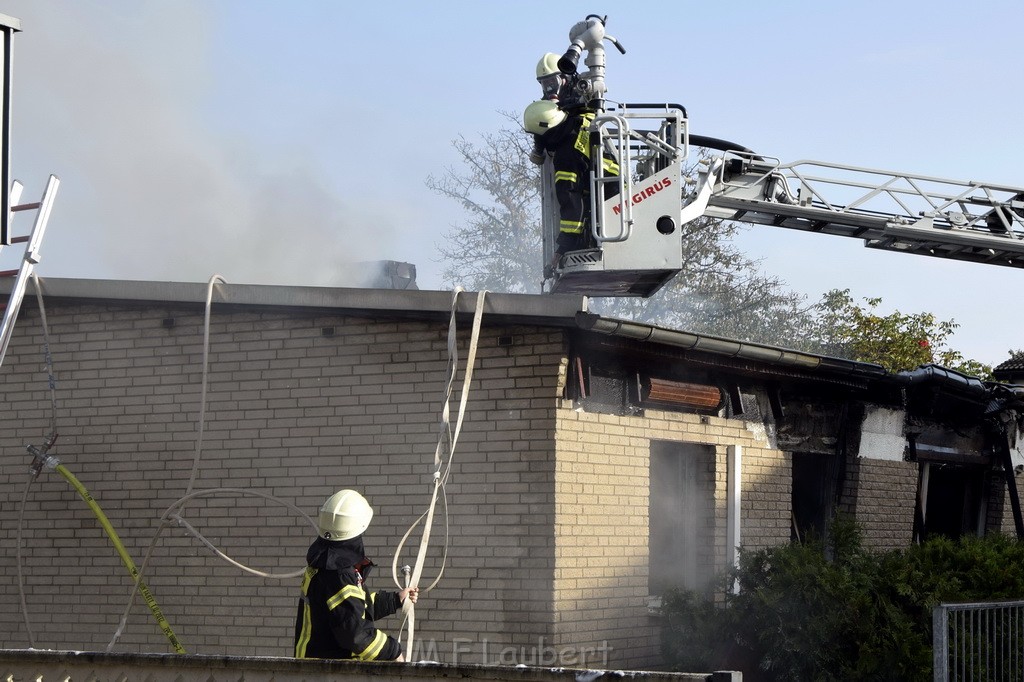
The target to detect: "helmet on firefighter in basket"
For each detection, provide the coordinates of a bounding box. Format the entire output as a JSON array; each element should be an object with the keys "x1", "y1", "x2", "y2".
[
  {"x1": 524, "y1": 99, "x2": 567, "y2": 135},
  {"x1": 318, "y1": 489, "x2": 373, "y2": 541},
  {"x1": 536, "y1": 52, "x2": 561, "y2": 79},
  {"x1": 536, "y1": 52, "x2": 567, "y2": 100}
]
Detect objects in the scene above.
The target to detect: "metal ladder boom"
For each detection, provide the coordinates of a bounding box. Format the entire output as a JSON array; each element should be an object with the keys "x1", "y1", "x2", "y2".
[
  {"x1": 0, "y1": 174, "x2": 60, "y2": 368},
  {"x1": 690, "y1": 154, "x2": 1024, "y2": 268}
]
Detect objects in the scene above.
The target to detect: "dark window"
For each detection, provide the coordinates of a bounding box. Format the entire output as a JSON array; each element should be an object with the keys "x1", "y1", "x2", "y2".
[
  {"x1": 791, "y1": 452, "x2": 841, "y2": 543},
  {"x1": 918, "y1": 463, "x2": 985, "y2": 540},
  {"x1": 585, "y1": 369, "x2": 633, "y2": 411},
  {"x1": 649, "y1": 441, "x2": 715, "y2": 595}
]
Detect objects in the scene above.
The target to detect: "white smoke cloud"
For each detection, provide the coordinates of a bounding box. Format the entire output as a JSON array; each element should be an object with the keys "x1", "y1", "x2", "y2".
[{"x1": 3, "y1": 1, "x2": 404, "y2": 288}]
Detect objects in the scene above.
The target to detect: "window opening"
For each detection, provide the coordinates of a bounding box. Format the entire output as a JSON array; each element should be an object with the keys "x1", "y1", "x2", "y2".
[{"x1": 649, "y1": 441, "x2": 715, "y2": 595}]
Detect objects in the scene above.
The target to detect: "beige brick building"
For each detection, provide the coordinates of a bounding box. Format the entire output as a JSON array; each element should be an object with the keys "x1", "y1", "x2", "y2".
[{"x1": 1, "y1": 278, "x2": 1021, "y2": 670}]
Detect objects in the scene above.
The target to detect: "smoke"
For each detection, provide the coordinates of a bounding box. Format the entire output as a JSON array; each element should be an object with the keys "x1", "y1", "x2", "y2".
[
  {"x1": 649, "y1": 441, "x2": 715, "y2": 593},
  {"x1": 5, "y1": 1, "x2": 400, "y2": 287}
]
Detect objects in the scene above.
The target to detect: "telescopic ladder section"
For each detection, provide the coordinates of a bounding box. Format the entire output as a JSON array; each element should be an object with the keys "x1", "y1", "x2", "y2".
[
  {"x1": 695, "y1": 154, "x2": 1024, "y2": 268},
  {"x1": 0, "y1": 175, "x2": 60, "y2": 367}
]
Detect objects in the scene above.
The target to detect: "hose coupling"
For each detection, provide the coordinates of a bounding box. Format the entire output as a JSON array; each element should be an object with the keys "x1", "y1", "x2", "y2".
[{"x1": 27, "y1": 433, "x2": 60, "y2": 478}]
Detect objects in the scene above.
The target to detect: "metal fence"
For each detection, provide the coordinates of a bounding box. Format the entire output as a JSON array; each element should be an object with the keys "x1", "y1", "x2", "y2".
[{"x1": 933, "y1": 599, "x2": 1024, "y2": 681}]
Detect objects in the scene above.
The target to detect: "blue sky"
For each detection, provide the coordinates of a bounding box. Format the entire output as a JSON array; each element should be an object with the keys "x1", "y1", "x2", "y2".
[{"x1": 2, "y1": 0, "x2": 1022, "y2": 366}]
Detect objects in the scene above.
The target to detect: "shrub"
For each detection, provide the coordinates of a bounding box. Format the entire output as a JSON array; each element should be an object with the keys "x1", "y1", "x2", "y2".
[{"x1": 659, "y1": 520, "x2": 1024, "y2": 681}]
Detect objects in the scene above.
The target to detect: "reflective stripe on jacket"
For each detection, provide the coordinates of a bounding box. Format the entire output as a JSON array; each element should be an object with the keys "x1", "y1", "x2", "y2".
[{"x1": 294, "y1": 564, "x2": 401, "y2": 660}]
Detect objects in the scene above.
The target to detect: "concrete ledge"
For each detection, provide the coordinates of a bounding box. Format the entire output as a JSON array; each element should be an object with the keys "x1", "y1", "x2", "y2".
[
  {"x1": 0, "y1": 276, "x2": 588, "y2": 327},
  {"x1": 0, "y1": 649, "x2": 736, "y2": 682}
]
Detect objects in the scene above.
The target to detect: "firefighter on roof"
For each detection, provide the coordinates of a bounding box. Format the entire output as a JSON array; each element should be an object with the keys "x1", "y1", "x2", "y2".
[
  {"x1": 525, "y1": 53, "x2": 618, "y2": 258},
  {"x1": 294, "y1": 489, "x2": 418, "y2": 661}
]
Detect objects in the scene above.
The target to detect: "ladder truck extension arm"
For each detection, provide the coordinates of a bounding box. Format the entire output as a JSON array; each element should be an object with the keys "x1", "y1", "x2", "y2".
[{"x1": 690, "y1": 152, "x2": 1024, "y2": 270}]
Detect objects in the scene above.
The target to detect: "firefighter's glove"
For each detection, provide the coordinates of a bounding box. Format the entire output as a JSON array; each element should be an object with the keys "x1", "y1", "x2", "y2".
[{"x1": 529, "y1": 150, "x2": 545, "y2": 166}]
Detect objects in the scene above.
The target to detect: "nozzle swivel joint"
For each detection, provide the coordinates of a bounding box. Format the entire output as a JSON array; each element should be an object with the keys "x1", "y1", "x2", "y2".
[{"x1": 27, "y1": 432, "x2": 59, "y2": 478}]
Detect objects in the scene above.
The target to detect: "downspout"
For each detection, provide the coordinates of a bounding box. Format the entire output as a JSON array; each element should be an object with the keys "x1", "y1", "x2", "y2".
[{"x1": 727, "y1": 444, "x2": 742, "y2": 594}]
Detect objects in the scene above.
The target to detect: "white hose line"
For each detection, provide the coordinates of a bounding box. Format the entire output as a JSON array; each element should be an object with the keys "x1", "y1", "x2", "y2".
[
  {"x1": 31, "y1": 274, "x2": 58, "y2": 437},
  {"x1": 392, "y1": 289, "x2": 464, "y2": 593},
  {"x1": 107, "y1": 487, "x2": 319, "y2": 652},
  {"x1": 163, "y1": 488, "x2": 318, "y2": 579},
  {"x1": 107, "y1": 509, "x2": 174, "y2": 651},
  {"x1": 392, "y1": 288, "x2": 486, "y2": 659},
  {"x1": 180, "y1": 274, "x2": 225, "y2": 514},
  {"x1": 107, "y1": 275, "x2": 320, "y2": 650},
  {"x1": 15, "y1": 478, "x2": 37, "y2": 649},
  {"x1": 15, "y1": 275, "x2": 59, "y2": 649},
  {"x1": 107, "y1": 274, "x2": 225, "y2": 650},
  {"x1": 16, "y1": 273, "x2": 321, "y2": 651}
]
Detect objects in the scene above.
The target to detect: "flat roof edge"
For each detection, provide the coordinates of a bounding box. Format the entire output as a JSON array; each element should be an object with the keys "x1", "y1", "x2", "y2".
[{"x1": 4, "y1": 277, "x2": 587, "y2": 326}]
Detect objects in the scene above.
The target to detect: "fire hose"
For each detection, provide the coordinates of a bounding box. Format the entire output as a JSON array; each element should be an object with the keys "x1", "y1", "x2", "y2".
[{"x1": 392, "y1": 288, "x2": 486, "y2": 659}]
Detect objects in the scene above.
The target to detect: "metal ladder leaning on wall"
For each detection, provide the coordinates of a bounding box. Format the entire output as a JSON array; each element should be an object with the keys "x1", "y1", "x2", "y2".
[{"x1": 0, "y1": 175, "x2": 59, "y2": 368}]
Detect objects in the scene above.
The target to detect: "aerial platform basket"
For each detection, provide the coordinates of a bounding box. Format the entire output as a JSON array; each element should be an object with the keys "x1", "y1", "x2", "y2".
[{"x1": 542, "y1": 104, "x2": 688, "y2": 298}]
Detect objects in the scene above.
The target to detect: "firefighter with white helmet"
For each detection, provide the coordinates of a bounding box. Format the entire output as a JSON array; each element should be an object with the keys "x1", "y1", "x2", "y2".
[
  {"x1": 294, "y1": 490, "x2": 418, "y2": 661},
  {"x1": 525, "y1": 54, "x2": 619, "y2": 259}
]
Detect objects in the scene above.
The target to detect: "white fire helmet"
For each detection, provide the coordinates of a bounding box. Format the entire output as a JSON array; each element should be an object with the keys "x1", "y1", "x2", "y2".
[
  {"x1": 536, "y1": 52, "x2": 566, "y2": 100},
  {"x1": 536, "y1": 52, "x2": 561, "y2": 79},
  {"x1": 318, "y1": 489, "x2": 373, "y2": 541},
  {"x1": 524, "y1": 100, "x2": 567, "y2": 135}
]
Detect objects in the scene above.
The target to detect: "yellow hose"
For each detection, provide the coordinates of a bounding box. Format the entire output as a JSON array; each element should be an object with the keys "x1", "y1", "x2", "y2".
[{"x1": 54, "y1": 463, "x2": 186, "y2": 654}]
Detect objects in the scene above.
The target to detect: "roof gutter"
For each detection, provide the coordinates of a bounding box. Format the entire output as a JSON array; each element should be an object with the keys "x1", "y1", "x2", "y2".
[
  {"x1": 895, "y1": 364, "x2": 989, "y2": 397},
  {"x1": 575, "y1": 311, "x2": 886, "y2": 377},
  {"x1": 895, "y1": 365, "x2": 1024, "y2": 417}
]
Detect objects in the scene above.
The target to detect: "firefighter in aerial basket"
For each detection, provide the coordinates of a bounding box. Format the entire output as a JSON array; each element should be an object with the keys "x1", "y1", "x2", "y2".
[
  {"x1": 294, "y1": 489, "x2": 418, "y2": 661},
  {"x1": 525, "y1": 54, "x2": 619, "y2": 260}
]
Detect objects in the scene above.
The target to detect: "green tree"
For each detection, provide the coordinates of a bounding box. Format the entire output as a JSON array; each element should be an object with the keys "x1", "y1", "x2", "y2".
[{"x1": 805, "y1": 288, "x2": 991, "y2": 377}]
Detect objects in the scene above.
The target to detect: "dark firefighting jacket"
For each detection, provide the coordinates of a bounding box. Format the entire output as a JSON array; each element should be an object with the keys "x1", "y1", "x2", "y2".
[
  {"x1": 533, "y1": 108, "x2": 620, "y2": 248},
  {"x1": 294, "y1": 536, "x2": 402, "y2": 661}
]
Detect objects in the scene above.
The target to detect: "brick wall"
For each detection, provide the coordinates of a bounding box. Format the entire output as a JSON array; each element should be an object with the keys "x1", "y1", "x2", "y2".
[
  {"x1": 0, "y1": 299, "x2": 563, "y2": 664},
  {"x1": 551, "y1": 401, "x2": 789, "y2": 669},
  {"x1": 841, "y1": 457, "x2": 918, "y2": 552},
  {"x1": 996, "y1": 473, "x2": 1024, "y2": 537},
  {"x1": 3, "y1": 290, "x2": 977, "y2": 670}
]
